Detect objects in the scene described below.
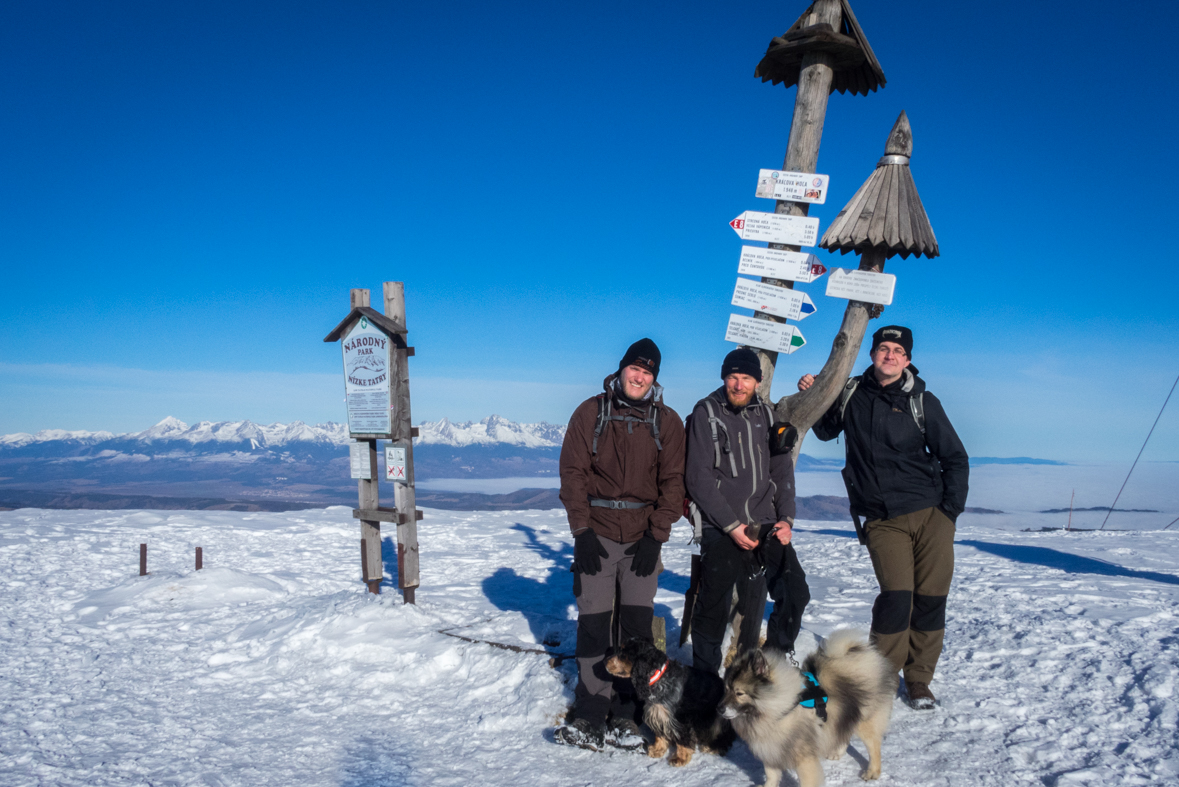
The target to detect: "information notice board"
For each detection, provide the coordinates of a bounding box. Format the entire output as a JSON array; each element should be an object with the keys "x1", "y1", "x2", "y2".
[{"x1": 341, "y1": 316, "x2": 393, "y2": 436}]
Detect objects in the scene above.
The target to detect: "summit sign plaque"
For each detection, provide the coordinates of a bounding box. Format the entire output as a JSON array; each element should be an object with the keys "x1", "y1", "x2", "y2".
[{"x1": 341, "y1": 316, "x2": 393, "y2": 436}]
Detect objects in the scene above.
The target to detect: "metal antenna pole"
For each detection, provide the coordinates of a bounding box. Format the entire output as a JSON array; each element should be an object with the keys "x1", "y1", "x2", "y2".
[{"x1": 1100, "y1": 371, "x2": 1179, "y2": 530}]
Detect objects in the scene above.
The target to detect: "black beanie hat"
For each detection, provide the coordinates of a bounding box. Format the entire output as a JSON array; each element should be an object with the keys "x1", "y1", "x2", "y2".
[
  {"x1": 619, "y1": 338, "x2": 661, "y2": 379},
  {"x1": 721, "y1": 348, "x2": 763, "y2": 382},
  {"x1": 871, "y1": 325, "x2": 913, "y2": 357}
]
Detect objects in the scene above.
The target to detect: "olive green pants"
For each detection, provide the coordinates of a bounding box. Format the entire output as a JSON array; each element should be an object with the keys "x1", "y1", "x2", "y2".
[{"x1": 865, "y1": 506, "x2": 955, "y2": 684}]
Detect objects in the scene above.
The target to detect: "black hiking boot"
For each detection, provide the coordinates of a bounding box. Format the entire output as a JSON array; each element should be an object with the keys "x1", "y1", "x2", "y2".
[
  {"x1": 555, "y1": 718, "x2": 606, "y2": 751},
  {"x1": 604, "y1": 717, "x2": 645, "y2": 751}
]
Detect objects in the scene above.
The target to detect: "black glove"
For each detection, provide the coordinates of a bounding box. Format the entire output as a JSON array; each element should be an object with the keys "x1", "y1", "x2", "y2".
[
  {"x1": 573, "y1": 529, "x2": 609, "y2": 575},
  {"x1": 625, "y1": 533, "x2": 662, "y2": 577}
]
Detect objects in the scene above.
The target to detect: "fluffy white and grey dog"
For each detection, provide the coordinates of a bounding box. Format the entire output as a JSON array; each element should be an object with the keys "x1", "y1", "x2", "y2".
[{"x1": 719, "y1": 630, "x2": 895, "y2": 787}]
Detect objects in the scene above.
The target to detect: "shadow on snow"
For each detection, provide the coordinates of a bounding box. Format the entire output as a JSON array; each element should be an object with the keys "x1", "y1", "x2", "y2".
[
  {"x1": 958, "y1": 540, "x2": 1179, "y2": 586},
  {"x1": 481, "y1": 523, "x2": 690, "y2": 647}
]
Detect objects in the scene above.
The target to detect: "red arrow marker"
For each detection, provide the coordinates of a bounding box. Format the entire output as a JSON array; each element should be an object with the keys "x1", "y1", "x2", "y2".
[
  {"x1": 810, "y1": 263, "x2": 827, "y2": 277},
  {"x1": 730, "y1": 218, "x2": 745, "y2": 230}
]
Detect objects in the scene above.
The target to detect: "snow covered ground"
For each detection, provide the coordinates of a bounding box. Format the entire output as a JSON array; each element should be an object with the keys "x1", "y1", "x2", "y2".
[{"x1": 3, "y1": 502, "x2": 1178, "y2": 785}]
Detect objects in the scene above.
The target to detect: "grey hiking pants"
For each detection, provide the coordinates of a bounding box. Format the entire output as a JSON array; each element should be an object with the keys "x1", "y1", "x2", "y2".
[{"x1": 572, "y1": 535, "x2": 660, "y2": 726}]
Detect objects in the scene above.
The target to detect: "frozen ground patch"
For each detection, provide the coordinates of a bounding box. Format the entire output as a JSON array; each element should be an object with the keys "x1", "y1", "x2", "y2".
[{"x1": 1, "y1": 506, "x2": 1178, "y2": 785}]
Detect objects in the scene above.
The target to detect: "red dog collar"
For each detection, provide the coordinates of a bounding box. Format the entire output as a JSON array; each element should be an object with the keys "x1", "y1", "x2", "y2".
[{"x1": 649, "y1": 660, "x2": 669, "y2": 686}]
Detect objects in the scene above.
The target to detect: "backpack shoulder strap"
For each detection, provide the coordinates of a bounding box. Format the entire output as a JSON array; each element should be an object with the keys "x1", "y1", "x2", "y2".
[
  {"x1": 838, "y1": 377, "x2": 861, "y2": 421},
  {"x1": 910, "y1": 392, "x2": 926, "y2": 435},
  {"x1": 702, "y1": 397, "x2": 738, "y2": 477},
  {"x1": 648, "y1": 403, "x2": 663, "y2": 451},
  {"x1": 591, "y1": 394, "x2": 609, "y2": 455}
]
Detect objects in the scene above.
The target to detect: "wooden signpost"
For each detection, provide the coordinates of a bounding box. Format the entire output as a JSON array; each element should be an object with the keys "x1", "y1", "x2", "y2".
[
  {"x1": 732, "y1": 278, "x2": 816, "y2": 321},
  {"x1": 726, "y1": 315, "x2": 806, "y2": 354},
  {"x1": 747, "y1": 0, "x2": 887, "y2": 399},
  {"x1": 755, "y1": 169, "x2": 830, "y2": 203},
  {"x1": 737, "y1": 246, "x2": 827, "y2": 283},
  {"x1": 729, "y1": 211, "x2": 820, "y2": 246},
  {"x1": 324, "y1": 283, "x2": 421, "y2": 603},
  {"x1": 824, "y1": 268, "x2": 896, "y2": 305}
]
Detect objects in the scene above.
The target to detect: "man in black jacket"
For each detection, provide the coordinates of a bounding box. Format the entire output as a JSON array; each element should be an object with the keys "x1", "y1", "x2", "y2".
[
  {"x1": 686, "y1": 348, "x2": 809, "y2": 676},
  {"x1": 799, "y1": 325, "x2": 968, "y2": 709}
]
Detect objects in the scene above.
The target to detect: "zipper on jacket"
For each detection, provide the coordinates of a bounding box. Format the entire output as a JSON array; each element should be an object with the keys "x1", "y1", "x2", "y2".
[
  {"x1": 741, "y1": 408, "x2": 758, "y2": 525},
  {"x1": 737, "y1": 432, "x2": 747, "y2": 470}
]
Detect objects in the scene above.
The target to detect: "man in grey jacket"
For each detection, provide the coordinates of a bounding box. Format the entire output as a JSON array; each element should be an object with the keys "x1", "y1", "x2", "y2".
[{"x1": 685, "y1": 348, "x2": 808, "y2": 675}]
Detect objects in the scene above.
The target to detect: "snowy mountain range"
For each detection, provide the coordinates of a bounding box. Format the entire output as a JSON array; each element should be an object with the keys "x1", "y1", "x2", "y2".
[
  {"x1": 0, "y1": 416, "x2": 570, "y2": 509},
  {"x1": 0, "y1": 415, "x2": 565, "y2": 451}
]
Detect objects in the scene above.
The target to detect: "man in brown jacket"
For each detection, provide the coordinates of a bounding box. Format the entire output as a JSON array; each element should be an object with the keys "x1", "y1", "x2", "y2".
[{"x1": 554, "y1": 338, "x2": 686, "y2": 751}]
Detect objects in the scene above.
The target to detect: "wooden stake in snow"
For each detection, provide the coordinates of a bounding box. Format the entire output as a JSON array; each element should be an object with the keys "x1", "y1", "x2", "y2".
[
  {"x1": 324, "y1": 284, "x2": 422, "y2": 603},
  {"x1": 195, "y1": 546, "x2": 203, "y2": 570},
  {"x1": 139, "y1": 543, "x2": 147, "y2": 576},
  {"x1": 749, "y1": 0, "x2": 886, "y2": 401}
]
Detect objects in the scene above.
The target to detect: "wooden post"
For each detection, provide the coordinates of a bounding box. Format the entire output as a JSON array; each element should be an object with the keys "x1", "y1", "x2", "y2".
[
  {"x1": 139, "y1": 543, "x2": 147, "y2": 576},
  {"x1": 348, "y1": 287, "x2": 384, "y2": 595},
  {"x1": 358, "y1": 437, "x2": 383, "y2": 593},
  {"x1": 755, "y1": 0, "x2": 844, "y2": 402},
  {"x1": 384, "y1": 281, "x2": 421, "y2": 604},
  {"x1": 195, "y1": 546, "x2": 203, "y2": 570}
]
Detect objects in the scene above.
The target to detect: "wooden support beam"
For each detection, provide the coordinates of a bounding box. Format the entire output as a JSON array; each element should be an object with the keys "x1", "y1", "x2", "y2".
[
  {"x1": 384, "y1": 281, "x2": 421, "y2": 604},
  {"x1": 353, "y1": 507, "x2": 399, "y2": 523}
]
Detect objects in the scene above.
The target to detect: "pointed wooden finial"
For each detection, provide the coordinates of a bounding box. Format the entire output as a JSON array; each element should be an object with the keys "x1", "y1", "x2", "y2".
[
  {"x1": 818, "y1": 111, "x2": 938, "y2": 259},
  {"x1": 884, "y1": 110, "x2": 912, "y2": 157}
]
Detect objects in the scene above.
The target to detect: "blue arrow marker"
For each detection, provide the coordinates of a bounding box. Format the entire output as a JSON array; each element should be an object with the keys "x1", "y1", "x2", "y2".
[{"x1": 800, "y1": 301, "x2": 815, "y2": 314}]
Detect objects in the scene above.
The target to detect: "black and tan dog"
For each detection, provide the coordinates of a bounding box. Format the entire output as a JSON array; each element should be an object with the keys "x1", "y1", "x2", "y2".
[{"x1": 605, "y1": 639, "x2": 735, "y2": 766}]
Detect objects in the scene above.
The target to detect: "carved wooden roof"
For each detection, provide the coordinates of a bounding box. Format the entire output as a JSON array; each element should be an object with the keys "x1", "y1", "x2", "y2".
[
  {"x1": 755, "y1": 0, "x2": 885, "y2": 96},
  {"x1": 819, "y1": 111, "x2": 939, "y2": 259}
]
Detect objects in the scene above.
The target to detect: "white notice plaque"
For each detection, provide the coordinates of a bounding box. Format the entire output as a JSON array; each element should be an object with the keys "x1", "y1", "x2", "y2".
[
  {"x1": 737, "y1": 246, "x2": 827, "y2": 283},
  {"x1": 725, "y1": 314, "x2": 806, "y2": 354},
  {"x1": 755, "y1": 170, "x2": 829, "y2": 204},
  {"x1": 731, "y1": 278, "x2": 816, "y2": 321},
  {"x1": 349, "y1": 442, "x2": 372, "y2": 480},
  {"x1": 824, "y1": 268, "x2": 897, "y2": 306},
  {"x1": 342, "y1": 316, "x2": 393, "y2": 436},
  {"x1": 729, "y1": 211, "x2": 820, "y2": 247},
  {"x1": 385, "y1": 444, "x2": 407, "y2": 483}
]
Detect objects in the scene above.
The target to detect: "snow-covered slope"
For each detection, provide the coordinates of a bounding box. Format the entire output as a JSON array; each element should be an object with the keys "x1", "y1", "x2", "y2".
[{"x1": 2, "y1": 506, "x2": 1177, "y2": 785}]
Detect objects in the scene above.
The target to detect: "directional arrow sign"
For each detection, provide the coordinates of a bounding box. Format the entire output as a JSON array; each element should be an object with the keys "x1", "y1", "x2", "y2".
[
  {"x1": 754, "y1": 169, "x2": 830, "y2": 204},
  {"x1": 824, "y1": 268, "x2": 897, "y2": 306},
  {"x1": 729, "y1": 211, "x2": 820, "y2": 247},
  {"x1": 725, "y1": 314, "x2": 806, "y2": 355},
  {"x1": 737, "y1": 246, "x2": 828, "y2": 283},
  {"x1": 732, "y1": 278, "x2": 816, "y2": 321}
]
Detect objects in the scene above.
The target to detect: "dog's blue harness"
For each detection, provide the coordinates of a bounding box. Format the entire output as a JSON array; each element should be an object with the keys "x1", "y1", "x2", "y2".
[{"x1": 799, "y1": 671, "x2": 828, "y2": 722}]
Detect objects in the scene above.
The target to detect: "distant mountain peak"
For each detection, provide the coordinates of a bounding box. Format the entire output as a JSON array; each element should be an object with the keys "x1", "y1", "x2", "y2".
[{"x1": 414, "y1": 417, "x2": 566, "y2": 448}]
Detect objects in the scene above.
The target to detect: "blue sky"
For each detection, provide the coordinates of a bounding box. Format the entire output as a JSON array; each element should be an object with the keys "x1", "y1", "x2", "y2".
[{"x1": 2, "y1": 0, "x2": 1177, "y2": 462}]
